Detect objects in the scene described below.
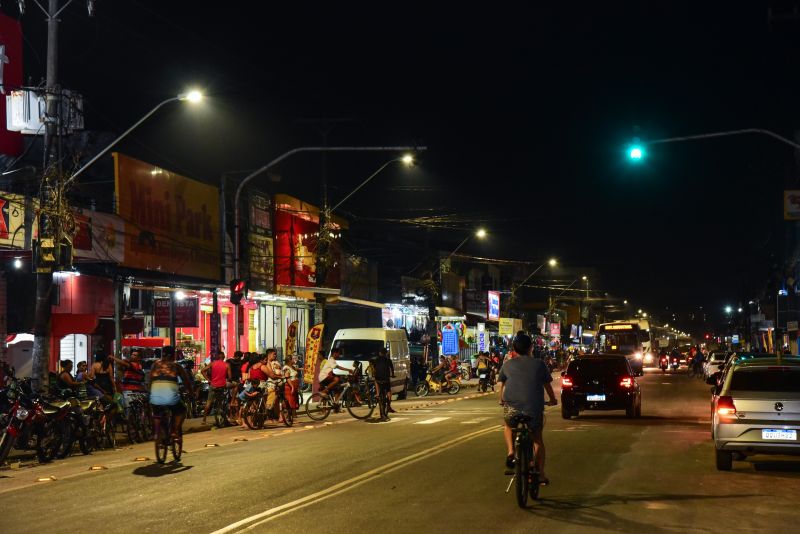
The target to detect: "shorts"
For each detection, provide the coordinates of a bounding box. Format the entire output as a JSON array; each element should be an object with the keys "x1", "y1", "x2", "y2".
[
  {"x1": 503, "y1": 405, "x2": 543, "y2": 431},
  {"x1": 375, "y1": 379, "x2": 391, "y2": 392},
  {"x1": 151, "y1": 402, "x2": 186, "y2": 416},
  {"x1": 320, "y1": 376, "x2": 336, "y2": 389}
]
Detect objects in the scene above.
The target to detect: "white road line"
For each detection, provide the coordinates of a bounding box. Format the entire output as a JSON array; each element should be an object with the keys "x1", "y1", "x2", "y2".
[
  {"x1": 414, "y1": 417, "x2": 451, "y2": 425},
  {"x1": 211, "y1": 425, "x2": 501, "y2": 533},
  {"x1": 375, "y1": 418, "x2": 407, "y2": 424},
  {"x1": 461, "y1": 417, "x2": 489, "y2": 424}
]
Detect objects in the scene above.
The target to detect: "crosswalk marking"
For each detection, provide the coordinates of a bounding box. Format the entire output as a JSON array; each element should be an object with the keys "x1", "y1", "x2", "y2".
[
  {"x1": 376, "y1": 417, "x2": 407, "y2": 424},
  {"x1": 414, "y1": 417, "x2": 451, "y2": 425}
]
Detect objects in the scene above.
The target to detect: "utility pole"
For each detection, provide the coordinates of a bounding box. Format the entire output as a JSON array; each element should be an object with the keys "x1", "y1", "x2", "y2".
[
  {"x1": 31, "y1": 0, "x2": 62, "y2": 393},
  {"x1": 30, "y1": 0, "x2": 93, "y2": 392}
]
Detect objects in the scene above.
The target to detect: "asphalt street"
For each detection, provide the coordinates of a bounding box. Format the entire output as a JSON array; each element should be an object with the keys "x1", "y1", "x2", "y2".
[{"x1": 2, "y1": 369, "x2": 799, "y2": 533}]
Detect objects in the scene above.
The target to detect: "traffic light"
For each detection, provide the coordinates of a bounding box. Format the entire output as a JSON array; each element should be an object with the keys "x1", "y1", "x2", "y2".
[
  {"x1": 229, "y1": 279, "x2": 247, "y2": 305},
  {"x1": 705, "y1": 333, "x2": 711, "y2": 340},
  {"x1": 627, "y1": 137, "x2": 645, "y2": 162}
]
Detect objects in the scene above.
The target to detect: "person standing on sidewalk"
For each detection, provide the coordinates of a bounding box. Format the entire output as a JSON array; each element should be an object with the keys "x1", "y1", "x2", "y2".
[
  {"x1": 202, "y1": 352, "x2": 230, "y2": 424},
  {"x1": 111, "y1": 350, "x2": 146, "y2": 414},
  {"x1": 372, "y1": 348, "x2": 395, "y2": 420}
]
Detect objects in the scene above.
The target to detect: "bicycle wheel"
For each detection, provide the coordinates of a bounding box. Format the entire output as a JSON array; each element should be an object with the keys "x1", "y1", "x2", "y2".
[
  {"x1": 154, "y1": 418, "x2": 168, "y2": 464},
  {"x1": 528, "y1": 442, "x2": 540, "y2": 500},
  {"x1": 515, "y1": 438, "x2": 529, "y2": 508},
  {"x1": 345, "y1": 387, "x2": 374, "y2": 420},
  {"x1": 214, "y1": 396, "x2": 228, "y2": 428},
  {"x1": 305, "y1": 392, "x2": 332, "y2": 421},
  {"x1": 280, "y1": 399, "x2": 294, "y2": 427},
  {"x1": 242, "y1": 399, "x2": 259, "y2": 430},
  {"x1": 140, "y1": 404, "x2": 154, "y2": 441},
  {"x1": 171, "y1": 430, "x2": 183, "y2": 462},
  {"x1": 126, "y1": 406, "x2": 142, "y2": 443}
]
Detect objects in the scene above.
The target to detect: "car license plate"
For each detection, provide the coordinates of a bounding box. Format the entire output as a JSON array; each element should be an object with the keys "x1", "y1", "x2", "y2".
[
  {"x1": 762, "y1": 429, "x2": 797, "y2": 440},
  {"x1": 479, "y1": 374, "x2": 486, "y2": 379},
  {"x1": 587, "y1": 394, "x2": 606, "y2": 402}
]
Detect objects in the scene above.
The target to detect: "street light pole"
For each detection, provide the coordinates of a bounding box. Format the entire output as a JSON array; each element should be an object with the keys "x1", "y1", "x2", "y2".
[
  {"x1": 232, "y1": 145, "x2": 426, "y2": 280},
  {"x1": 329, "y1": 155, "x2": 414, "y2": 213},
  {"x1": 644, "y1": 128, "x2": 800, "y2": 151},
  {"x1": 70, "y1": 91, "x2": 202, "y2": 182}
]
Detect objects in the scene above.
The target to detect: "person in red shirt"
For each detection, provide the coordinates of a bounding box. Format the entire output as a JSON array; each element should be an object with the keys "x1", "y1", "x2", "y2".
[
  {"x1": 112, "y1": 349, "x2": 147, "y2": 414},
  {"x1": 202, "y1": 351, "x2": 231, "y2": 424}
]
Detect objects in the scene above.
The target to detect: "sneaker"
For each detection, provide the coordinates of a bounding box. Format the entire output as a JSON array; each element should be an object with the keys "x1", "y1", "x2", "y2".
[
  {"x1": 505, "y1": 454, "x2": 515, "y2": 469},
  {"x1": 387, "y1": 407, "x2": 396, "y2": 413}
]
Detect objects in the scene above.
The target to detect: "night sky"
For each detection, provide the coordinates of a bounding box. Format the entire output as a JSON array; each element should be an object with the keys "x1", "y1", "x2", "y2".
[{"x1": 9, "y1": 1, "x2": 800, "y2": 328}]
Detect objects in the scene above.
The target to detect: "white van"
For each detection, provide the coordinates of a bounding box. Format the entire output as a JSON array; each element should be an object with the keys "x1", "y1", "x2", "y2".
[{"x1": 329, "y1": 328, "x2": 410, "y2": 399}]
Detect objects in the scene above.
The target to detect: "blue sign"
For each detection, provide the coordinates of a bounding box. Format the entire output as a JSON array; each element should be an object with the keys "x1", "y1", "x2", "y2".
[
  {"x1": 442, "y1": 324, "x2": 459, "y2": 355},
  {"x1": 732, "y1": 335, "x2": 740, "y2": 344},
  {"x1": 478, "y1": 331, "x2": 487, "y2": 352}
]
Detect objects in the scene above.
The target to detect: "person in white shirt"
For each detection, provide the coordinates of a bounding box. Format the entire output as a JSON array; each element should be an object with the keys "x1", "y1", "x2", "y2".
[{"x1": 318, "y1": 348, "x2": 350, "y2": 404}]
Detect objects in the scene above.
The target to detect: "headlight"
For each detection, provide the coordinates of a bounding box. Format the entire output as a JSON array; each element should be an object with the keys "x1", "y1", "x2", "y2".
[
  {"x1": 15, "y1": 407, "x2": 29, "y2": 420},
  {"x1": 634, "y1": 352, "x2": 643, "y2": 360}
]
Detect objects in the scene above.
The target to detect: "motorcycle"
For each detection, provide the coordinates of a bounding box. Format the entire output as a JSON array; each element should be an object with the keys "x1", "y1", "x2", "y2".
[
  {"x1": 0, "y1": 377, "x2": 64, "y2": 464},
  {"x1": 670, "y1": 356, "x2": 680, "y2": 371},
  {"x1": 415, "y1": 372, "x2": 461, "y2": 397},
  {"x1": 477, "y1": 368, "x2": 494, "y2": 393},
  {"x1": 659, "y1": 356, "x2": 668, "y2": 373}
]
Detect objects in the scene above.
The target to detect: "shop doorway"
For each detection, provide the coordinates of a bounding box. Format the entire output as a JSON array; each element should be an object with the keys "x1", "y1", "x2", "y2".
[{"x1": 60, "y1": 334, "x2": 89, "y2": 367}]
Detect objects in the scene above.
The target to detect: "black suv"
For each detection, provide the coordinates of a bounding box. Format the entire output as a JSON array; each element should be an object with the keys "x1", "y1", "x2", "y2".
[{"x1": 560, "y1": 354, "x2": 642, "y2": 419}]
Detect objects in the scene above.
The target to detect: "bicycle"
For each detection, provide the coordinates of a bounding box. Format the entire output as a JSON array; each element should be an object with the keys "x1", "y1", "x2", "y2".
[
  {"x1": 345, "y1": 376, "x2": 377, "y2": 420},
  {"x1": 505, "y1": 415, "x2": 541, "y2": 507},
  {"x1": 210, "y1": 386, "x2": 232, "y2": 427},
  {"x1": 125, "y1": 392, "x2": 153, "y2": 443},
  {"x1": 152, "y1": 405, "x2": 182, "y2": 464},
  {"x1": 306, "y1": 375, "x2": 362, "y2": 421},
  {"x1": 243, "y1": 380, "x2": 294, "y2": 429}
]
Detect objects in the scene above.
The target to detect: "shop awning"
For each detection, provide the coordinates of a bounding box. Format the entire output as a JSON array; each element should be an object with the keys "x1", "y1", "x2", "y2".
[
  {"x1": 51, "y1": 313, "x2": 99, "y2": 338},
  {"x1": 326, "y1": 296, "x2": 385, "y2": 309}
]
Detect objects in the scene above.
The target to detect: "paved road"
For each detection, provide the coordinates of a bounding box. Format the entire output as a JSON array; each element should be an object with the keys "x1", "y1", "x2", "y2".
[{"x1": 2, "y1": 369, "x2": 799, "y2": 533}]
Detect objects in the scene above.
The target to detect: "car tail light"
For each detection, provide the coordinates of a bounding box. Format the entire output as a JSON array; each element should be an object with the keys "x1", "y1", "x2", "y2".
[
  {"x1": 561, "y1": 376, "x2": 573, "y2": 388},
  {"x1": 620, "y1": 376, "x2": 634, "y2": 388},
  {"x1": 717, "y1": 395, "x2": 736, "y2": 417}
]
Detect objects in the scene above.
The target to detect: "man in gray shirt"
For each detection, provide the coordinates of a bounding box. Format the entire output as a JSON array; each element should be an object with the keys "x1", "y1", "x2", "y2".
[{"x1": 498, "y1": 332, "x2": 557, "y2": 484}]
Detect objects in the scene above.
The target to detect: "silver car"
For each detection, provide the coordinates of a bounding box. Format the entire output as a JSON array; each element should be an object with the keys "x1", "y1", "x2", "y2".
[{"x1": 711, "y1": 356, "x2": 800, "y2": 471}]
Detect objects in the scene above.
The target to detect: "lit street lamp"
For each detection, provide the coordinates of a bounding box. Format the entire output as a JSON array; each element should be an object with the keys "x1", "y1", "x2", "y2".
[
  {"x1": 329, "y1": 153, "x2": 416, "y2": 213},
  {"x1": 71, "y1": 89, "x2": 204, "y2": 181},
  {"x1": 232, "y1": 146, "x2": 427, "y2": 279}
]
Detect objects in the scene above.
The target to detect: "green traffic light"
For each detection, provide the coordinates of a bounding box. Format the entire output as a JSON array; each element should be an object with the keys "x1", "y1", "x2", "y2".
[{"x1": 629, "y1": 146, "x2": 644, "y2": 160}]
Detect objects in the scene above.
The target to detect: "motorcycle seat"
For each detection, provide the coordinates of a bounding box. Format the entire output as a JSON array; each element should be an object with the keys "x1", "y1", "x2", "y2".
[
  {"x1": 44, "y1": 400, "x2": 70, "y2": 411},
  {"x1": 80, "y1": 399, "x2": 97, "y2": 411}
]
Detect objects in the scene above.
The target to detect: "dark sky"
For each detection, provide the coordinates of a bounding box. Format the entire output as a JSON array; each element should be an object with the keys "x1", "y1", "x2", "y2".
[{"x1": 9, "y1": 1, "x2": 800, "y2": 327}]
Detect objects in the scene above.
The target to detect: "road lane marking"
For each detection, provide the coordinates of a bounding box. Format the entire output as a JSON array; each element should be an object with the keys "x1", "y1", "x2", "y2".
[
  {"x1": 461, "y1": 417, "x2": 488, "y2": 424},
  {"x1": 414, "y1": 417, "x2": 451, "y2": 425},
  {"x1": 375, "y1": 418, "x2": 407, "y2": 424},
  {"x1": 210, "y1": 425, "x2": 501, "y2": 533}
]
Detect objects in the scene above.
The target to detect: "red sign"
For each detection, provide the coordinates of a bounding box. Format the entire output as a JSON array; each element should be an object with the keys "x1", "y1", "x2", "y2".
[
  {"x1": 154, "y1": 297, "x2": 198, "y2": 328},
  {"x1": 550, "y1": 322, "x2": 561, "y2": 337},
  {"x1": 209, "y1": 313, "x2": 220, "y2": 356},
  {"x1": 0, "y1": 13, "x2": 23, "y2": 156}
]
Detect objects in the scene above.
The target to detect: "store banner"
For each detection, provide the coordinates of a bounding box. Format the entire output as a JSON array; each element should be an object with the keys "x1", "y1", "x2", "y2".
[
  {"x1": 0, "y1": 191, "x2": 26, "y2": 247},
  {"x1": 286, "y1": 320, "x2": 299, "y2": 356},
  {"x1": 154, "y1": 297, "x2": 198, "y2": 328},
  {"x1": 72, "y1": 210, "x2": 125, "y2": 262},
  {"x1": 498, "y1": 317, "x2": 514, "y2": 336},
  {"x1": 303, "y1": 323, "x2": 325, "y2": 384},
  {"x1": 487, "y1": 291, "x2": 500, "y2": 321},
  {"x1": 114, "y1": 153, "x2": 220, "y2": 280},
  {"x1": 209, "y1": 312, "x2": 221, "y2": 356},
  {"x1": 442, "y1": 323, "x2": 459, "y2": 355},
  {"x1": 550, "y1": 322, "x2": 561, "y2": 337}
]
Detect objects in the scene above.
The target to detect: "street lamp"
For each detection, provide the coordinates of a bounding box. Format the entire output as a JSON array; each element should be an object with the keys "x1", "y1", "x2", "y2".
[
  {"x1": 233, "y1": 146, "x2": 427, "y2": 279},
  {"x1": 725, "y1": 306, "x2": 733, "y2": 314},
  {"x1": 329, "y1": 153, "x2": 416, "y2": 213},
  {"x1": 511, "y1": 257, "x2": 558, "y2": 309},
  {"x1": 71, "y1": 89, "x2": 204, "y2": 181},
  {"x1": 445, "y1": 227, "x2": 488, "y2": 261}
]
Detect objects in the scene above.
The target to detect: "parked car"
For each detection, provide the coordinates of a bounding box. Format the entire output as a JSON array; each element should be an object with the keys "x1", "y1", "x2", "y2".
[
  {"x1": 710, "y1": 356, "x2": 800, "y2": 470},
  {"x1": 560, "y1": 354, "x2": 642, "y2": 419},
  {"x1": 703, "y1": 351, "x2": 728, "y2": 379}
]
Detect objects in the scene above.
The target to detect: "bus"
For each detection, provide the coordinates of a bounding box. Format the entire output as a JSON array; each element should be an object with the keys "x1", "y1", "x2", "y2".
[{"x1": 596, "y1": 321, "x2": 650, "y2": 373}]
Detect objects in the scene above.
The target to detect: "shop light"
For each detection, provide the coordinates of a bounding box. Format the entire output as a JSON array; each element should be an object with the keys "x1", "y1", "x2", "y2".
[
  {"x1": 175, "y1": 291, "x2": 186, "y2": 300},
  {"x1": 13, "y1": 257, "x2": 22, "y2": 269}
]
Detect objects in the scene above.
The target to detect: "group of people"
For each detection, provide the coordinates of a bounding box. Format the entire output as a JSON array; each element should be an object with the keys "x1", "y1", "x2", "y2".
[{"x1": 198, "y1": 349, "x2": 302, "y2": 428}]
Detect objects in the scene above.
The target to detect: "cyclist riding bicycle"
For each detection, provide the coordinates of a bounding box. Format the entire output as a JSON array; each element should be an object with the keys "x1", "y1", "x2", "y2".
[
  {"x1": 150, "y1": 345, "x2": 194, "y2": 439},
  {"x1": 319, "y1": 348, "x2": 350, "y2": 407},
  {"x1": 498, "y1": 332, "x2": 557, "y2": 486}
]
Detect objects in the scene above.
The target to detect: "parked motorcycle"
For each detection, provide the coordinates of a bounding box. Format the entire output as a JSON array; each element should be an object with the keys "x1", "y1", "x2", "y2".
[{"x1": 0, "y1": 378, "x2": 63, "y2": 464}]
